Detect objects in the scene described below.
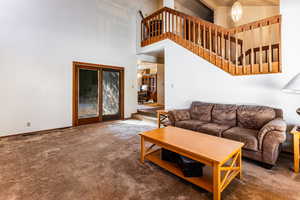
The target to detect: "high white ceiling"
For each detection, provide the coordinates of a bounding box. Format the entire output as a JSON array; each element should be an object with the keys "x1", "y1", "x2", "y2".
[{"x1": 201, "y1": 0, "x2": 279, "y2": 7}]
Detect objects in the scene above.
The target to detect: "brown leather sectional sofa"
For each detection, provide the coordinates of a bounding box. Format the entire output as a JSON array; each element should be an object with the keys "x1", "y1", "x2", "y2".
[{"x1": 168, "y1": 101, "x2": 287, "y2": 167}]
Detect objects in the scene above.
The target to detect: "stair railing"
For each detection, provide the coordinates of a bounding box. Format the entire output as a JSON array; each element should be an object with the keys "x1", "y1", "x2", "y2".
[{"x1": 141, "y1": 7, "x2": 282, "y2": 75}]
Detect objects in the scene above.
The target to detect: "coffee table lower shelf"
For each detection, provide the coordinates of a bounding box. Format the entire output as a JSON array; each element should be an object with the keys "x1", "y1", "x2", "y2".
[{"x1": 145, "y1": 149, "x2": 213, "y2": 192}]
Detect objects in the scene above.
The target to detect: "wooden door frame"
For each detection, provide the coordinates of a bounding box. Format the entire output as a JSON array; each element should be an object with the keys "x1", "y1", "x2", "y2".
[{"x1": 72, "y1": 61, "x2": 125, "y2": 126}]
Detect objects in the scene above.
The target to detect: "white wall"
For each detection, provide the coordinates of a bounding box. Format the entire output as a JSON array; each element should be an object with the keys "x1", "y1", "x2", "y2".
[
  {"x1": 157, "y1": 64, "x2": 165, "y2": 105},
  {"x1": 164, "y1": 39, "x2": 300, "y2": 125},
  {"x1": 0, "y1": 0, "x2": 158, "y2": 136}
]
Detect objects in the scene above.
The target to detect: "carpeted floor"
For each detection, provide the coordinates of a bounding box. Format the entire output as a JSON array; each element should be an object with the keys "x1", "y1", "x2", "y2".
[{"x1": 0, "y1": 120, "x2": 299, "y2": 200}]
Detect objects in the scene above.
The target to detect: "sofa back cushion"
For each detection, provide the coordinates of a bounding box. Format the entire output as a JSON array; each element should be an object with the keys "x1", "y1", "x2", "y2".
[
  {"x1": 170, "y1": 109, "x2": 191, "y2": 122},
  {"x1": 237, "y1": 105, "x2": 276, "y2": 130},
  {"x1": 190, "y1": 102, "x2": 214, "y2": 122},
  {"x1": 212, "y1": 104, "x2": 238, "y2": 126}
]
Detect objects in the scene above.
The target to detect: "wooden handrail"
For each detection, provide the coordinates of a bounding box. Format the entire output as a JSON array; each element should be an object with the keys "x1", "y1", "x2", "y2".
[{"x1": 141, "y1": 7, "x2": 282, "y2": 76}]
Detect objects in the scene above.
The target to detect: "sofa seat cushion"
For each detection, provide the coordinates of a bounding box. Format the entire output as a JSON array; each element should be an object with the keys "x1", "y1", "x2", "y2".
[
  {"x1": 190, "y1": 102, "x2": 214, "y2": 122},
  {"x1": 175, "y1": 120, "x2": 207, "y2": 131},
  {"x1": 223, "y1": 127, "x2": 259, "y2": 151},
  {"x1": 237, "y1": 105, "x2": 276, "y2": 130},
  {"x1": 212, "y1": 104, "x2": 238, "y2": 127},
  {"x1": 196, "y1": 123, "x2": 232, "y2": 137}
]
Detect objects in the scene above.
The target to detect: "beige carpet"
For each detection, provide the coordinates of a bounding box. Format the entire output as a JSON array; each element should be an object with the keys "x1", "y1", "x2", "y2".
[{"x1": 0, "y1": 120, "x2": 299, "y2": 200}]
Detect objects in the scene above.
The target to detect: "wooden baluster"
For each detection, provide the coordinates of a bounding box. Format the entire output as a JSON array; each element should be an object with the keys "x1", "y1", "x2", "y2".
[
  {"x1": 242, "y1": 28, "x2": 246, "y2": 74},
  {"x1": 279, "y1": 16, "x2": 282, "y2": 72},
  {"x1": 250, "y1": 25, "x2": 254, "y2": 74},
  {"x1": 193, "y1": 19, "x2": 196, "y2": 52},
  {"x1": 153, "y1": 16, "x2": 156, "y2": 39},
  {"x1": 155, "y1": 15, "x2": 158, "y2": 40},
  {"x1": 164, "y1": 11, "x2": 167, "y2": 36},
  {"x1": 215, "y1": 28, "x2": 217, "y2": 55},
  {"x1": 176, "y1": 15, "x2": 179, "y2": 42},
  {"x1": 157, "y1": 14, "x2": 160, "y2": 39},
  {"x1": 209, "y1": 26, "x2": 212, "y2": 61},
  {"x1": 182, "y1": 16, "x2": 184, "y2": 40},
  {"x1": 221, "y1": 30, "x2": 224, "y2": 68},
  {"x1": 183, "y1": 16, "x2": 186, "y2": 40},
  {"x1": 172, "y1": 12, "x2": 175, "y2": 37},
  {"x1": 168, "y1": 12, "x2": 170, "y2": 37},
  {"x1": 198, "y1": 22, "x2": 201, "y2": 55},
  {"x1": 196, "y1": 22, "x2": 200, "y2": 45},
  {"x1": 169, "y1": 12, "x2": 171, "y2": 36},
  {"x1": 174, "y1": 14, "x2": 177, "y2": 41},
  {"x1": 268, "y1": 21, "x2": 272, "y2": 72},
  {"x1": 224, "y1": 32, "x2": 227, "y2": 59},
  {"x1": 158, "y1": 13, "x2": 161, "y2": 37},
  {"x1": 153, "y1": 16, "x2": 156, "y2": 41},
  {"x1": 272, "y1": 45, "x2": 274, "y2": 63},
  {"x1": 149, "y1": 17, "x2": 152, "y2": 43},
  {"x1": 203, "y1": 24, "x2": 206, "y2": 50},
  {"x1": 228, "y1": 32, "x2": 231, "y2": 63},
  {"x1": 189, "y1": 19, "x2": 192, "y2": 49},
  {"x1": 200, "y1": 22, "x2": 203, "y2": 48},
  {"x1": 162, "y1": 12, "x2": 164, "y2": 35},
  {"x1": 160, "y1": 12, "x2": 163, "y2": 37},
  {"x1": 178, "y1": 16, "x2": 181, "y2": 42},
  {"x1": 235, "y1": 30, "x2": 238, "y2": 69},
  {"x1": 173, "y1": 13, "x2": 176, "y2": 39},
  {"x1": 218, "y1": 31, "x2": 221, "y2": 56},
  {"x1": 259, "y1": 23, "x2": 263, "y2": 72}
]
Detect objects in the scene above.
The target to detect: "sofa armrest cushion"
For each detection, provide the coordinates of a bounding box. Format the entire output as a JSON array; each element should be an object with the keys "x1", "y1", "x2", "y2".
[
  {"x1": 262, "y1": 131, "x2": 286, "y2": 165},
  {"x1": 168, "y1": 109, "x2": 191, "y2": 123},
  {"x1": 258, "y1": 118, "x2": 287, "y2": 149}
]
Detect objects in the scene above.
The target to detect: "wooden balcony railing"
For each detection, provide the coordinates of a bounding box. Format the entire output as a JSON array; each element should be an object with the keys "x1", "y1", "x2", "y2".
[{"x1": 141, "y1": 7, "x2": 282, "y2": 76}]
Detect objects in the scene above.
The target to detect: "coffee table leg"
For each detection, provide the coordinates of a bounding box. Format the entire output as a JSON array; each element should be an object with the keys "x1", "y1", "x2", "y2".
[
  {"x1": 141, "y1": 136, "x2": 145, "y2": 163},
  {"x1": 213, "y1": 163, "x2": 221, "y2": 200},
  {"x1": 294, "y1": 134, "x2": 299, "y2": 173},
  {"x1": 157, "y1": 113, "x2": 161, "y2": 128},
  {"x1": 238, "y1": 149, "x2": 242, "y2": 179}
]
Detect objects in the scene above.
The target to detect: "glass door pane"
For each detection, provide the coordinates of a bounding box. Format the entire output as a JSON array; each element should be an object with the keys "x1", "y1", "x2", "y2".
[
  {"x1": 78, "y1": 69, "x2": 99, "y2": 119},
  {"x1": 103, "y1": 70, "x2": 120, "y2": 118}
]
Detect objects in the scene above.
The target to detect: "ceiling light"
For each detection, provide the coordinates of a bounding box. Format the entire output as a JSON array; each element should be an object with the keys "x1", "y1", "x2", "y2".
[{"x1": 231, "y1": 1, "x2": 243, "y2": 23}]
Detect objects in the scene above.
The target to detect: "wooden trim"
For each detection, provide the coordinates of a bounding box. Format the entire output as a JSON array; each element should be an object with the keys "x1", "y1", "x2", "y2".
[
  {"x1": 72, "y1": 61, "x2": 125, "y2": 126},
  {"x1": 73, "y1": 61, "x2": 124, "y2": 71},
  {"x1": 0, "y1": 126, "x2": 72, "y2": 139}
]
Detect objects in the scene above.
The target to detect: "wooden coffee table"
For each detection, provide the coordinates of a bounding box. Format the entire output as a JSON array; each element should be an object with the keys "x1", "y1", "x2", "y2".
[{"x1": 140, "y1": 126, "x2": 244, "y2": 200}]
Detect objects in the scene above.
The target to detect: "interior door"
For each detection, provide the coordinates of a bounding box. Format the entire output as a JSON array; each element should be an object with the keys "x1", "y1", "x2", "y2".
[{"x1": 102, "y1": 69, "x2": 121, "y2": 121}]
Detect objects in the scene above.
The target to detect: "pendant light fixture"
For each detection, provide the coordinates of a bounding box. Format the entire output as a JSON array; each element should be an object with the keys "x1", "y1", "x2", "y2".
[{"x1": 231, "y1": 1, "x2": 243, "y2": 23}]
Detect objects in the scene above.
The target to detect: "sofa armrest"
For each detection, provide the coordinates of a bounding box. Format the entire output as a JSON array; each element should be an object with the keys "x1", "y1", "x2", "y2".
[
  {"x1": 168, "y1": 109, "x2": 191, "y2": 126},
  {"x1": 258, "y1": 118, "x2": 287, "y2": 150},
  {"x1": 262, "y1": 130, "x2": 286, "y2": 165}
]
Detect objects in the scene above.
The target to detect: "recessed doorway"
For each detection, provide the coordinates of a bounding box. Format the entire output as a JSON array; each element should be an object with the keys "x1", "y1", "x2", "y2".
[
  {"x1": 137, "y1": 61, "x2": 165, "y2": 117},
  {"x1": 73, "y1": 62, "x2": 124, "y2": 126}
]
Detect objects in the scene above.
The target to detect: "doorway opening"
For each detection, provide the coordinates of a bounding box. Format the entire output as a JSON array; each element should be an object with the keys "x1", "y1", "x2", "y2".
[
  {"x1": 73, "y1": 62, "x2": 124, "y2": 126},
  {"x1": 137, "y1": 61, "x2": 165, "y2": 117}
]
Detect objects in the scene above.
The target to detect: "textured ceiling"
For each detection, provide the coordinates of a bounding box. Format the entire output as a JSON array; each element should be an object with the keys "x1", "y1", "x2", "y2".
[{"x1": 201, "y1": 0, "x2": 279, "y2": 7}]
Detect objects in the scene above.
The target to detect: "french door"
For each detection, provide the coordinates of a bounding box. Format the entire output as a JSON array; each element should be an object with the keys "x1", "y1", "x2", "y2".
[{"x1": 73, "y1": 62, "x2": 124, "y2": 126}]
